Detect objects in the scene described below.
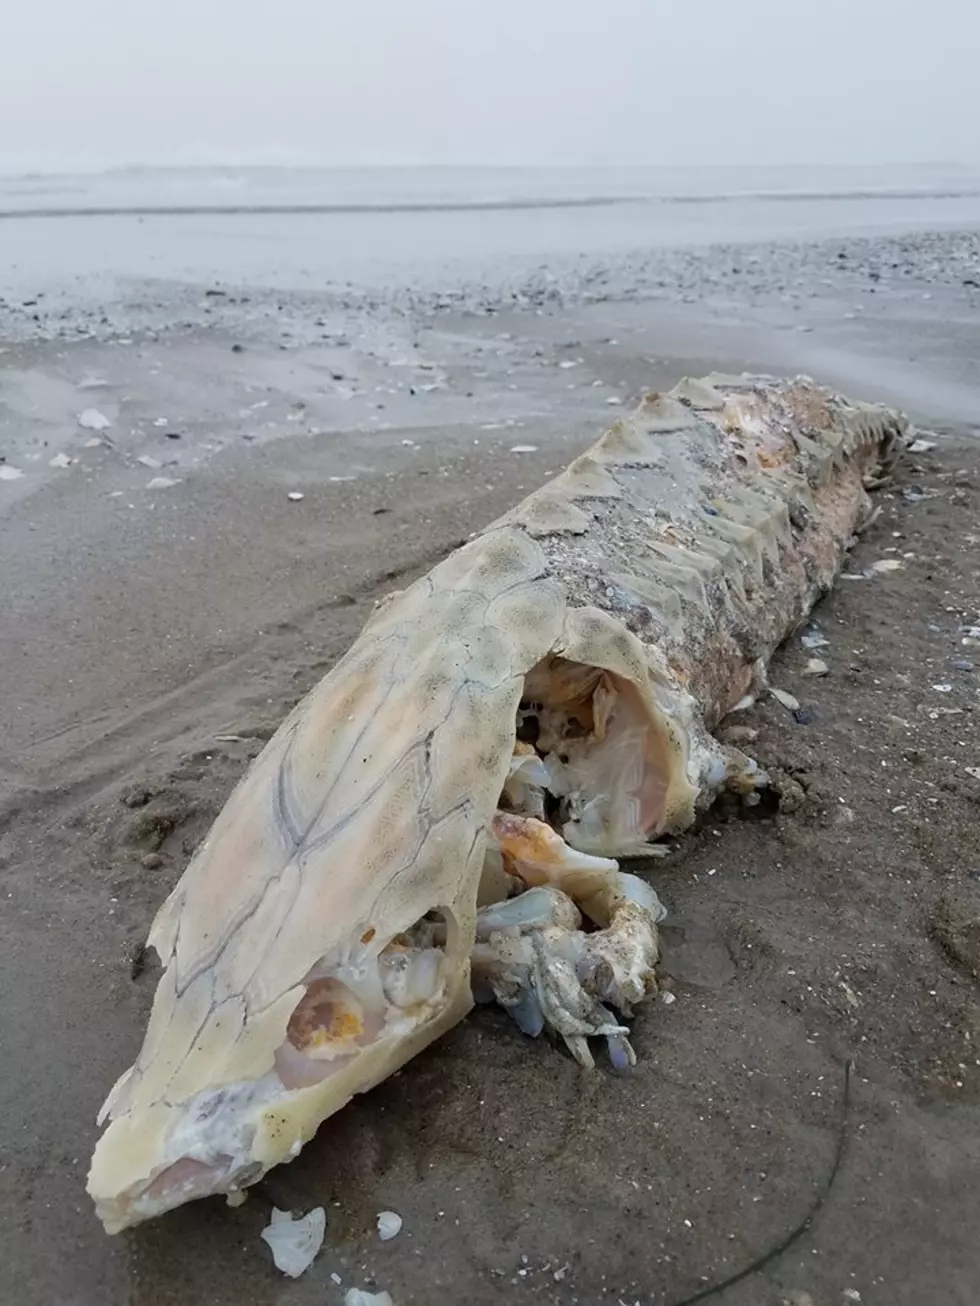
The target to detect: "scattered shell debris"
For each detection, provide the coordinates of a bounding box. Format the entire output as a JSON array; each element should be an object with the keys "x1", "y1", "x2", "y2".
[
  {"x1": 260, "y1": 1206, "x2": 326, "y2": 1277},
  {"x1": 78, "y1": 408, "x2": 112, "y2": 431}
]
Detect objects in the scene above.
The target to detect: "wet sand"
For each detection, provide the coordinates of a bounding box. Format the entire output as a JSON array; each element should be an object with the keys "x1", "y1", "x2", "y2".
[{"x1": 2, "y1": 224, "x2": 980, "y2": 1305}]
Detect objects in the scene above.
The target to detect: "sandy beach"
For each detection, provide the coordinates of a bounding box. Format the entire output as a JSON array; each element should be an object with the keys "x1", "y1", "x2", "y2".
[{"x1": 2, "y1": 176, "x2": 979, "y2": 1305}]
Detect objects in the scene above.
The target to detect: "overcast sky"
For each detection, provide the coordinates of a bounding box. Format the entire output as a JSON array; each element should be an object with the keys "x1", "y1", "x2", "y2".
[{"x1": 1, "y1": 0, "x2": 976, "y2": 169}]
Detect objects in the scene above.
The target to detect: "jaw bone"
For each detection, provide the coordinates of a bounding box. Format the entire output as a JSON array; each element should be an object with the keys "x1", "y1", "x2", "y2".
[{"x1": 87, "y1": 373, "x2": 906, "y2": 1233}]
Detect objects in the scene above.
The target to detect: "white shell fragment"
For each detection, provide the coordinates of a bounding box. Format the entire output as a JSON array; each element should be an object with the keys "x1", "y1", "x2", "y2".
[
  {"x1": 871, "y1": 558, "x2": 904, "y2": 573},
  {"x1": 259, "y1": 1206, "x2": 326, "y2": 1277},
  {"x1": 49, "y1": 452, "x2": 73, "y2": 468},
  {"x1": 376, "y1": 1210, "x2": 403, "y2": 1241},
  {"x1": 908, "y1": 437, "x2": 937, "y2": 453},
  {"x1": 345, "y1": 1291, "x2": 394, "y2": 1306},
  {"x1": 803, "y1": 658, "x2": 829, "y2": 676},
  {"x1": 510, "y1": 444, "x2": 538, "y2": 453},
  {"x1": 78, "y1": 408, "x2": 112, "y2": 431},
  {"x1": 145, "y1": 477, "x2": 180, "y2": 490},
  {"x1": 287, "y1": 491, "x2": 305, "y2": 501},
  {"x1": 769, "y1": 687, "x2": 801, "y2": 711},
  {"x1": 0, "y1": 466, "x2": 25, "y2": 480},
  {"x1": 801, "y1": 628, "x2": 830, "y2": 650}
]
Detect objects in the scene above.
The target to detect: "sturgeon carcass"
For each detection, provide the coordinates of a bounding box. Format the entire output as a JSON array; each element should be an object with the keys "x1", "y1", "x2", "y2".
[{"x1": 88, "y1": 373, "x2": 905, "y2": 1233}]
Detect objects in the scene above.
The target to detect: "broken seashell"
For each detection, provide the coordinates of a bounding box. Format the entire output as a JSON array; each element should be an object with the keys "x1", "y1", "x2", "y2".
[
  {"x1": 871, "y1": 558, "x2": 904, "y2": 573},
  {"x1": 376, "y1": 1210, "x2": 402, "y2": 1240},
  {"x1": 346, "y1": 1291, "x2": 394, "y2": 1306},
  {"x1": 86, "y1": 374, "x2": 907, "y2": 1233},
  {"x1": 801, "y1": 628, "x2": 829, "y2": 651},
  {"x1": 908, "y1": 437, "x2": 937, "y2": 453},
  {"x1": 803, "y1": 658, "x2": 829, "y2": 676},
  {"x1": 78, "y1": 408, "x2": 112, "y2": 431},
  {"x1": 259, "y1": 1206, "x2": 325, "y2": 1277},
  {"x1": 769, "y1": 687, "x2": 801, "y2": 712}
]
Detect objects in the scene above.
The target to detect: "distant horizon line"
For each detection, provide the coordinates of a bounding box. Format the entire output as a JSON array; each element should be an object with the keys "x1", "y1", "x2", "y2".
[{"x1": 0, "y1": 157, "x2": 975, "y2": 180}]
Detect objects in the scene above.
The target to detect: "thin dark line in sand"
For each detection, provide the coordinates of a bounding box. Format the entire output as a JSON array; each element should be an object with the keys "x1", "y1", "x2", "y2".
[{"x1": 667, "y1": 1058, "x2": 853, "y2": 1306}]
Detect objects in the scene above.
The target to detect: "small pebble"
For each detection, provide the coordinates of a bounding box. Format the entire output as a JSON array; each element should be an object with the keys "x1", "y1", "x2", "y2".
[{"x1": 140, "y1": 853, "x2": 163, "y2": 870}]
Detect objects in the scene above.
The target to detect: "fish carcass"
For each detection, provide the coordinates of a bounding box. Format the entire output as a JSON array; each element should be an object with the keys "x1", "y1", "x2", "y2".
[{"x1": 88, "y1": 373, "x2": 905, "y2": 1232}]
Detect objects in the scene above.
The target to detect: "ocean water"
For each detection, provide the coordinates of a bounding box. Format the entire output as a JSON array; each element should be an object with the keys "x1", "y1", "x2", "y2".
[{"x1": 2, "y1": 163, "x2": 980, "y2": 297}]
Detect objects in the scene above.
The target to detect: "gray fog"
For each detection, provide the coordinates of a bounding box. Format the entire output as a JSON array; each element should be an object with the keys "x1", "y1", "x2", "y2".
[{"x1": 1, "y1": 0, "x2": 977, "y2": 169}]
